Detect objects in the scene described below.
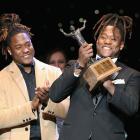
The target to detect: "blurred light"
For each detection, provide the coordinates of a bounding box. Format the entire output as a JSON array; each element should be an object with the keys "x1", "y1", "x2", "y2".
[
  {"x1": 58, "y1": 22, "x2": 63, "y2": 28},
  {"x1": 119, "y1": 9, "x2": 124, "y2": 14},
  {"x1": 70, "y1": 20, "x2": 74, "y2": 25},
  {"x1": 94, "y1": 9, "x2": 100, "y2": 15},
  {"x1": 70, "y1": 46, "x2": 75, "y2": 52},
  {"x1": 79, "y1": 18, "x2": 84, "y2": 22},
  {"x1": 134, "y1": 13, "x2": 140, "y2": 18}
]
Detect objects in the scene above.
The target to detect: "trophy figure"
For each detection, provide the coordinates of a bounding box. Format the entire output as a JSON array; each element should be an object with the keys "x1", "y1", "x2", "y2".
[
  {"x1": 59, "y1": 19, "x2": 121, "y2": 91},
  {"x1": 60, "y1": 19, "x2": 87, "y2": 46},
  {"x1": 60, "y1": 19, "x2": 94, "y2": 64}
]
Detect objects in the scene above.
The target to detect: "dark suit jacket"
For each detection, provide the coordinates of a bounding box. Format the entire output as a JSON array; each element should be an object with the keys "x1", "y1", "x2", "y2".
[{"x1": 49, "y1": 60, "x2": 140, "y2": 140}]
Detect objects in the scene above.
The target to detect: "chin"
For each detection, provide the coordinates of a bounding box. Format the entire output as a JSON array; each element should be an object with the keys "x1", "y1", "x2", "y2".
[
  {"x1": 24, "y1": 58, "x2": 33, "y2": 63},
  {"x1": 101, "y1": 52, "x2": 112, "y2": 58},
  {"x1": 22, "y1": 61, "x2": 33, "y2": 65}
]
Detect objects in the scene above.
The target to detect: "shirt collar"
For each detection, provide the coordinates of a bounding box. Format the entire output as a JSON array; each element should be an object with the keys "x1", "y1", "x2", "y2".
[
  {"x1": 96, "y1": 54, "x2": 118, "y2": 63},
  {"x1": 17, "y1": 60, "x2": 35, "y2": 70},
  {"x1": 96, "y1": 54, "x2": 102, "y2": 60}
]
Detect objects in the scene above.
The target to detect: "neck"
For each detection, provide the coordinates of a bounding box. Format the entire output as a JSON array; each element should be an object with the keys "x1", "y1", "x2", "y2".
[
  {"x1": 17, "y1": 63, "x2": 33, "y2": 73},
  {"x1": 23, "y1": 66, "x2": 32, "y2": 73}
]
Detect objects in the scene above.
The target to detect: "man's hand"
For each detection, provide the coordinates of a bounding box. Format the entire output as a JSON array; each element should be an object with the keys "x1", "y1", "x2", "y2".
[
  {"x1": 31, "y1": 95, "x2": 40, "y2": 110},
  {"x1": 103, "y1": 80, "x2": 115, "y2": 96},
  {"x1": 35, "y1": 81, "x2": 50, "y2": 106},
  {"x1": 77, "y1": 43, "x2": 93, "y2": 67},
  {"x1": 35, "y1": 87, "x2": 49, "y2": 104}
]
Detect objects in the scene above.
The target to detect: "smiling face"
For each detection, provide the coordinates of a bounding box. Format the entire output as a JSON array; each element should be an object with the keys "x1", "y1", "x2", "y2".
[
  {"x1": 96, "y1": 25, "x2": 124, "y2": 58},
  {"x1": 7, "y1": 32, "x2": 35, "y2": 65}
]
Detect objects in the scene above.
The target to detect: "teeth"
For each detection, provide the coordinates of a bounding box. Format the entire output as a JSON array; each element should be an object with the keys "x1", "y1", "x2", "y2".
[
  {"x1": 24, "y1": 55, "x2": 29, "y2": 58},
  {"x1": 103, "y1": 46, "x2": 111, "y2": 50}
]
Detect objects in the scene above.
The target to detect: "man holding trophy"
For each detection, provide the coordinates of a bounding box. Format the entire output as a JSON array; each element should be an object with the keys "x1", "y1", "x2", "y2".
[{"x1": 49, "y1": 13, "x2": 140, "y2": 140}]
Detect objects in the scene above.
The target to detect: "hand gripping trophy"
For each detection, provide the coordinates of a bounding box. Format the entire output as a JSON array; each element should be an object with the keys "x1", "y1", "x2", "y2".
[
  {"x1": 59, "y1": 19, "x2": 121, "y2": 91},
  {"x1": 60, "y1": 19, "x2": 94, "y2": 65}
]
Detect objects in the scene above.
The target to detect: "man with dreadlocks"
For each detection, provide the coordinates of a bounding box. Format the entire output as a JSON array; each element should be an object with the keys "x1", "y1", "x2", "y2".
[
  {"x1": 0, "y1": 13, "x2": 68, "y2": 140},
  {"x1": 48, "y1": 13, "x2": 140, "y2": 140}
]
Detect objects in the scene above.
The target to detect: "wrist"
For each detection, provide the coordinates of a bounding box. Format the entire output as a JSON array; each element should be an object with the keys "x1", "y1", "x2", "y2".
[
  {"x1": 31, "y1": 102, "x2": 38, "y2": 110},
  {"x1": 31, "y1": 97, "x2": 39, "y2": 110},
  {"x1": 74, "y1": 60, "x2": 84, "y2": 77},
  {"x1": 75, "y1": 60, "x2": 84, "y2": 69}
]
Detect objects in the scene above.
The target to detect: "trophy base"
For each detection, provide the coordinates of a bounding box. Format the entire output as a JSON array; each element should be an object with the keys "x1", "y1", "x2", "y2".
[{"x1": 83, "y1": 57, "x2": 121, "y2": 91}]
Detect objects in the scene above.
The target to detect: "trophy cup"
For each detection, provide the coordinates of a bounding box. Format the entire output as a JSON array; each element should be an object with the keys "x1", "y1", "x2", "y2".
[{"x1": 59, "y1": 19, "x2": 121, "y2": 91}]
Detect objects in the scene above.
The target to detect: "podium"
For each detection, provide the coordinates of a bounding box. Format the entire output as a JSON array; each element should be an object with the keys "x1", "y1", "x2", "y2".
[{"x1": 83, "y1": 57, "x2": 121, "y2": 91}]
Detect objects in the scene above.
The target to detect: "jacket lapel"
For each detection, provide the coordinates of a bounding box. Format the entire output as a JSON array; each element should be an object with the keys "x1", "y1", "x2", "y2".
[
  {"x1": 93, "y1": 60, "x2": 123, "y2": 109},
  {"x1": 115, "y1": 61, "x2": 126, "y2": 79},
  {"x1": 6, "y1": 59, "x2": 49, "y2": 101},
  {"x1": 7, "y1": 61, "x2": 29, "y2": 101},
  {"x1": 34, "y1": 58, "x2": 47, "y2": 87}
]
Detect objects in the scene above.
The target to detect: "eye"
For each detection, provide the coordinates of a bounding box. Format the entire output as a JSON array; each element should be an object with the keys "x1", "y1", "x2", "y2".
[
  {"x1": 100, "y1": 35, "x2": 107, "y2": 40},
  {"x1": 50, "y1": 60, "x2": 65, "y2": 64},
  {"x1": 15, "y1": 45, "x2": 22, "y2": 50},
  {"x1": 25, "y1": 42, "x2": 32, "y2": 47},
  {"x1": 49, "y1": 61, "x2": 55, "y2": 64},
  {"x1": 111, "y1": 38, "x2": 116, "y2": 41},
  {"x1": 58, "y1": 60, "x2": 65, "y2": 64}
]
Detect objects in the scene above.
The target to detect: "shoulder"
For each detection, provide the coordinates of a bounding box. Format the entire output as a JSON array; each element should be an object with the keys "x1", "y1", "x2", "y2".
[
  {"x1": 117, "y1": 61, "x2": 140, "y2": 76},
  {"x1": 0, "y1": 63, "x2": 12, "y2": 77},
  {"x1": 34, "y1": 58, "x2": 62, "y2": 75},
  {"x1": 66, "y1": 59, "x2": 77, "y2": 68},
  {"x1": 0, "y1": 64, "x2": 13, "y2": 85}
]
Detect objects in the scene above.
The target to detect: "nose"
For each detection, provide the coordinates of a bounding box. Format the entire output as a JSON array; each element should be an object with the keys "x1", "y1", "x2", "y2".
[
  {"x1": 23, "y1": 47, "x2": 30, "y2": 53},
  {"x1": 51, "y1": 62, "x2": 59, "y2": 67},
  {"x1": 55, "y1": 62, "x2": 59, "y2": 67},
  {"x1": 104, "y1": 38, "x2": 111, "y2": 44}
]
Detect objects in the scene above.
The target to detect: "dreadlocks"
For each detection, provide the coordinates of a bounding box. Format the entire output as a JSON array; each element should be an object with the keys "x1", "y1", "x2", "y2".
[
  {"x1": 0, "y1": 13, "x2": 33, "y2": 59},
  {"x1": 93, "y1": 13, "x2": 133, "y2": 43}
]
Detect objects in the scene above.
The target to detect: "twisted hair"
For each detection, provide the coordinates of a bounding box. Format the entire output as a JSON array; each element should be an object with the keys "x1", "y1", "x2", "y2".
[
  {"x1": 93, "y1": 13, "x2": 133, "y2": 43},
  {"x1": 0, "y1": 13, "x2": 33, "y2": 59}
]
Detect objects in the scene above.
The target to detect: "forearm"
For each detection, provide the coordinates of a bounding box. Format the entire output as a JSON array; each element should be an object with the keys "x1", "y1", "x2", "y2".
[
  {"x1": 0, "y1": 102, "x2": 37, "y2": 129},
  {"x1": 108, "y1": 75, "x2": 140, "y2": 116},
  {"x1": 49, "y1": 67, "x2": 79, "y2": 102},
  {"x1": 43, "y1": 98, "x2": 70, "y2": 119}
]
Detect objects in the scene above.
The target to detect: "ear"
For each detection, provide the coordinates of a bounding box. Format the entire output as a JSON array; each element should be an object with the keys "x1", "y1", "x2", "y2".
[
  {"x1": 96, "y1": 39, "x2": 99, "y2": 46},
  {"x1": 120, "y1": 42, "x2": 124, "y2": 51},
  {"x1": 7, "y1": 47, "x2": 12, "y2": 55}
]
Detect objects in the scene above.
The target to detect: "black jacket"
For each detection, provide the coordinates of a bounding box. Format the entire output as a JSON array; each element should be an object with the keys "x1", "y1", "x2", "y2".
[{"x1": 49, "y1": 61, "x2": 140, "y2": 140}]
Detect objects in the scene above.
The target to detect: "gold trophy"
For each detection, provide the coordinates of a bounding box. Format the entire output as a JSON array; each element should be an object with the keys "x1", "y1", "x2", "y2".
[{"x1": 59, "y1": 19, "x2": 121, "y2": 91}]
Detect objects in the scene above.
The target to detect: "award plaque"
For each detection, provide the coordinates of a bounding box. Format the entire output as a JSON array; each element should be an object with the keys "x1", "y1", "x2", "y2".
[
  {"x1": 59, "y1": 19, "x2": 121, "y2": 91},
  {"x1": 83, "y1": 57, "x2": 121, "y2": 91}
]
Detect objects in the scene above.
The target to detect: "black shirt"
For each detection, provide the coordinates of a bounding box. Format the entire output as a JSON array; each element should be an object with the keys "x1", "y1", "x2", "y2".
[{"x1": 18, "y1": 63, "x2": 41, "y2": 140}]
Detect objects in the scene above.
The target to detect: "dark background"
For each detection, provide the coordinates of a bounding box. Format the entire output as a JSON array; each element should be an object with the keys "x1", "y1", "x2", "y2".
[{"x1": 0, "y1": 0, "x2": 140, "y2": 139}]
